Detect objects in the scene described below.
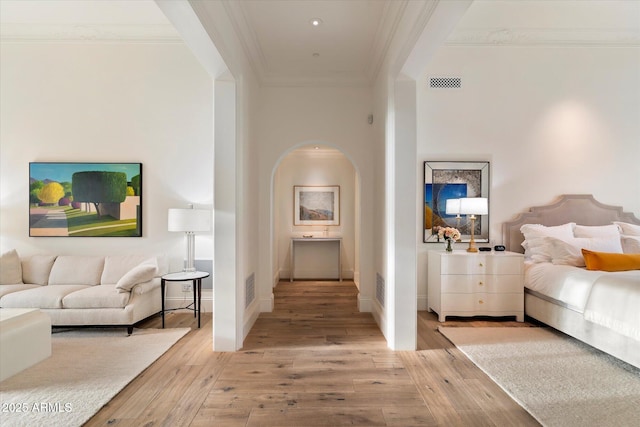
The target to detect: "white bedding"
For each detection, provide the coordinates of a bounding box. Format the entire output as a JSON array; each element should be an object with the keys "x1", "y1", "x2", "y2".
[
  {"x1": 524, "y1": 262, "x2": 600, "y2": 312},
  {"x1": 584, "y1": 273, "x2": 640, "y2": 341},
  {"x1": 524, "y1": 261, "x2": 640, "y2": 339}
]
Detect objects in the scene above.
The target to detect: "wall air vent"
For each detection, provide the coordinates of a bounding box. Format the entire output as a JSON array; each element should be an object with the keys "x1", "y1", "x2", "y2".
[
  {"x1": 376, "y1": 273, "x2": 385, "y2": 307},
  {"x1": 245, "y1": 273, "x2": 255, "y2": 308},
  {"x1": 429, "y1": 77, "x2": 461, "y2": 89}
]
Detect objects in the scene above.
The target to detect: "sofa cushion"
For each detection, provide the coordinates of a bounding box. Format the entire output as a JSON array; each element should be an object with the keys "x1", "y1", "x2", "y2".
[
  {"x1": 21, "y1": 254, "x2": 57, "y2": 285},
  {"x1": 0, "y1": 285, "x2": 89, "y2": 309},
  {"x1": 101, "y1": 255, "x2": 158, "y2": 285},
  {"x1": 0, "y1": 249, "x2": 23, "y2": 285},
  {"x1": 0, "y1": 284, "x2": 41, "y2": 298},
  {"x1": 116, "y1": 259, "x2": 158, "y2": 293},
  {"x1": 48, "y1": 256, "x2": 104, "y2": 286},
  {"x1": 62, "y1": 285, "x2": 130, "y2": 309}
]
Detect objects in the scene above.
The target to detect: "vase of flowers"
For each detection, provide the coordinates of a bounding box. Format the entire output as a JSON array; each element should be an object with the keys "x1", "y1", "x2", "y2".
[
  {"x1": 445, "y1": 239, "x2": 454, "y2": 252},
  {"x1": 436, "y1": 226, "x2": 461, "y2": 252}
]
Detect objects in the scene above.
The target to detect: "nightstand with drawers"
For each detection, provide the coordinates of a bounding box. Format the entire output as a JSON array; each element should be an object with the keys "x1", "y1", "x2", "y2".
[{"x1": 427, "y1": 250, "x2": 525, "y2": 322}]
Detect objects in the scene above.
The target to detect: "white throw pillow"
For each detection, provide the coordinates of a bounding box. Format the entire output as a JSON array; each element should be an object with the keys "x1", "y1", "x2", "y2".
[
  {"x1": 545, "y1": 236, "x2": 624, "y2": 267},
  {"x1": 0, "y1": 249, "x2": 23, "y2": 285},
  {"x1": 520, "y1": 223, "x2": 575, "y2": 262},
  {"x1": 621, "y1": 235, "x2": 640, "y2": 254},
  {"x1": 116, "y1": 259, "x2": 158, "y2": 293},
  {"x1": 573, "y1": 224, "x2": 620, "y2": 238},
  {"x1": 101, "y1": 255, "x2": 158, "y2": 285},
  {"x1": 614, "y1": 222, "x2": 640, "y2": 237}
]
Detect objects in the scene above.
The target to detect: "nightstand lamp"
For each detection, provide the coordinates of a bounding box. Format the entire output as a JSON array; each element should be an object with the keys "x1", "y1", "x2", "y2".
[
  {"x1": 168, "y1": 204, "x2": 211, "y2": 272},
  {"x1": 459, "y1": 197, "x2": 488, "y2": 253},
  {"x1": 445, "y1": 198, "x2": 461, "y2": 230}
]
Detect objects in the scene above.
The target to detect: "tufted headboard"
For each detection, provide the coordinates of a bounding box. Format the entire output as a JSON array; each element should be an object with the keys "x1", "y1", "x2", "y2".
[{"x1": 503, "y1": 194, "x2": 640, "y2": 253}]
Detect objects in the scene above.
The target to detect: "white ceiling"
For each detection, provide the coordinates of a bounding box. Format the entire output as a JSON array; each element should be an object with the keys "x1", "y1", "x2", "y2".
[
  {"x1": 219, "y1": 0, "x2": 399, "y2": 86},
  {"x1": 1, "y1": 0, "x2": 638, "y2": 85}
]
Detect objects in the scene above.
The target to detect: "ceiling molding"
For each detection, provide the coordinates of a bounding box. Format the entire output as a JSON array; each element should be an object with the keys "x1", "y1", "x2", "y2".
[
  {"x1": 0, "y1": 23, "x2": 181, "y2": 43},
  {"x1": 367, "y1": 0, "x2": 408, "y2": 83},
  {"x1": 222, "y1": 0, "x2": 268, "y2": 85},
  {"x1": 446, "y1": 28, "x2": 640, "y2": 47}
]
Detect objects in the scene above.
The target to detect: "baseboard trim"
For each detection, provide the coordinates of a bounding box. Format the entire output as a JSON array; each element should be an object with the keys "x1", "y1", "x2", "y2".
[{"x1": 358, "y1": 295, "x2": 372, "y2": 312}]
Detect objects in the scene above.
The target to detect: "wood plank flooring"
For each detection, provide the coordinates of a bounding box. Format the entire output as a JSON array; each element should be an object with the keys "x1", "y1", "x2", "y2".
[{"x1": 85, "y1": 281, "x2": 540, "y2": 426}]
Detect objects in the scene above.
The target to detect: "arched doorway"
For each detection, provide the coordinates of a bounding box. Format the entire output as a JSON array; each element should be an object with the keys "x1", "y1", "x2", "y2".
[{"x1": 268, "y1": 142, "x2": 364, "y2": 307}]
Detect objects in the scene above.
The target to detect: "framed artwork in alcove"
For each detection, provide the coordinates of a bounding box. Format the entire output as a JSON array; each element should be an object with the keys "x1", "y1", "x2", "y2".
[
  {"x1": 423, "y1": 161, "x2": 489, "y2": 243},
  {"x1": 29, "y1": 162, "x2": 142, "y2": 237},
  {"x1": 293, "y1": 185, "x2": 340, "y2": 226}
]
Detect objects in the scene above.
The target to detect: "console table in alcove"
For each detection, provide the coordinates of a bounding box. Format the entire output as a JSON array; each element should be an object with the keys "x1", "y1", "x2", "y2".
[{"x1": 290, "y1": 237, "x2": 342, "y2": 282}]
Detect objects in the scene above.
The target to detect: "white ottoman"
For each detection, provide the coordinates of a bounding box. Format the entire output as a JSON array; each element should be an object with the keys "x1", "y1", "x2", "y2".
[{"x1": 0, "y1": 308, "x2": 51, "y2": 381}]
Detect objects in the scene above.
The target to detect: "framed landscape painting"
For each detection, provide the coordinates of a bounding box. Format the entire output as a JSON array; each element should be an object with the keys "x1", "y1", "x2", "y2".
[
  {"x1": 29, "y1": 162, "x2": 142, "y2": 237},
  {"x1": 423, "y1": 161, "x2": 489, "y2": 243},
  {"x1": 294, "y1": 185, "x2": 340, "y2": 226}
]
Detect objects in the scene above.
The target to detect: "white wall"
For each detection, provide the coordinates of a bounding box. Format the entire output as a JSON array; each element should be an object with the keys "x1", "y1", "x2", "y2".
[
  {"x1": 274, "y1": 149, "x2": 356, "y2": 280},
  {"x1": 0, "y1": 42, "x2": 213, "y2": 275},
  {"x1": 417, "y1": 45, "x2": 640, "y2": 308}
]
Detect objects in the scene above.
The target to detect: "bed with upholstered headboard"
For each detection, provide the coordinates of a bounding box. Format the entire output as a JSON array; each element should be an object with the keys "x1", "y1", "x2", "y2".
[{"x1": 503, "y1": 194, "x2": 640, "y2": 368}]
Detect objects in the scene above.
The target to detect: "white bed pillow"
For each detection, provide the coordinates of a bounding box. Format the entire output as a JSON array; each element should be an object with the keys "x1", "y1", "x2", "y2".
[
  {"x1": 614, "y1": 222, "x2": 640, "y2": 236},
  {"x1": 621, "y1": 235, "x2": 640, "y2": 254},
  {"x1": 520, "y1": 223, "x2": 575, "y2": 262},
  {"x1": 573, "y1": 224, "x2": 620, "y2": 238},
  {"x1": 545, "y1": 236, "x2": 624, "y2": 267}
]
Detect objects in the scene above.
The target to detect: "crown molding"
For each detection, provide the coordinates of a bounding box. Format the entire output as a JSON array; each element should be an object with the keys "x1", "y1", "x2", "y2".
[
  {"x1": 367, "y1": 0, "x2": 409, "y2": 83},
  {"x1": 0, "y1": 23, "x2": 181, "y2": 43},
  {"x1": 446, "y1": 28, "x2": 640, "y2": 47},
  {"x1": 222, "y1": 0, "x2": 267, "y2": 84}
]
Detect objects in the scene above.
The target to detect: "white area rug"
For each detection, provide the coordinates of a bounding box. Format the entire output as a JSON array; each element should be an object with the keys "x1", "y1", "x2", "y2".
[
  {"x1": 438, "y1": 327, "x2": 640, "y2": 427},
  {"x1": 0, "y1": 327, "x2": 190, "y2": 427}
]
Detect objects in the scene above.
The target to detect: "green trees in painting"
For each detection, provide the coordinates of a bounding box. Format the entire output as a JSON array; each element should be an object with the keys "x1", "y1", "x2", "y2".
[
  {"x1": 72, "y1": 171, "x2": 127, "y2": 217},
  {"x1": 130, "y1": 174, "x2": 141, "y2": 196},
  {"x1": 29, "y1": 181, "x2": 44, "y2": 204}
]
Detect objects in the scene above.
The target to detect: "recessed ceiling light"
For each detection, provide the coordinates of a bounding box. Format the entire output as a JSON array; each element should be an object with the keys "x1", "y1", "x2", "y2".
[
  {"x1": 314, "y1": 146, "x2": 320, "y2": 150},
  {"x1": 310, "y1": 18, "x2": 323, "y2": 27}
]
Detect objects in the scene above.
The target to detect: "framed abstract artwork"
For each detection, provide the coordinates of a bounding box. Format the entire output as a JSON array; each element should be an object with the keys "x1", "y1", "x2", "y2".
[
  {"x1": 423, "y1": 161, "x2": 489, "y2": 243},
  {"x1": 29, "y1": 162, "x2": 142, "y2": 237},
  {"x1": 294, "y1": 185, "x2": 340, "y2": 226}
]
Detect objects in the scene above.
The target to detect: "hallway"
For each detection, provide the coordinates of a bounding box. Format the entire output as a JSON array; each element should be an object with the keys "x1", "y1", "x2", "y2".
[{"x1": 87, "y1": 280, "x2": 538, "y2": 426}]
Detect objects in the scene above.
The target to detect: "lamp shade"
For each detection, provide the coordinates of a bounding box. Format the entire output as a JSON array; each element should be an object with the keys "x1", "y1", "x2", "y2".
[
  {"x1": 168, "y1": 208, "x2": 211, "y2": 232},
  {"x1": 459, "y1": 197, "x2": 488, "y2": 215},
  {"x1": 445, "y1": 199, "x2": 461, "y2": 215}
]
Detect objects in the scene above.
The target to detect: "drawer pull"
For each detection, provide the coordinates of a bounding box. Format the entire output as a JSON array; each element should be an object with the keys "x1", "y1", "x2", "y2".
[
  {"x1": 478, "y1": 300, "x2": 484, "y2": 304},
  {"x1": 478, "y1": 281, "x2": 484, "y2": 286},
  {"x1": 478, "y1": 263, "x2": 484, "y2": 267}
]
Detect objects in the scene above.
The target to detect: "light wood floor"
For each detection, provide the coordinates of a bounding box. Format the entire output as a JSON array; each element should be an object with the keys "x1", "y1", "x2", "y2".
[{"x1": 85, "y1": 281, "x2": 540, "y2": 426}]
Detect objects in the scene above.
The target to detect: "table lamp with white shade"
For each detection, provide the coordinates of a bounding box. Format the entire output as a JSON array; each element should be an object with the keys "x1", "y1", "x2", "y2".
[
  {"x1": 459, "y1": 197, "x2": 488, "y2": 253},
  {"x1": 445, "y1": 198, "x2": 461, "y2": 231},
  {"x1": 168, "y1": 205, "x2": 211, "y2": 272}
]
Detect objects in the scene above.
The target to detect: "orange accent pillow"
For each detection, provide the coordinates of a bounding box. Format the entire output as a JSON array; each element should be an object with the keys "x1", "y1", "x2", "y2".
[{"x1": 581, "y1": 249, "x2": 640, "y2": 272}]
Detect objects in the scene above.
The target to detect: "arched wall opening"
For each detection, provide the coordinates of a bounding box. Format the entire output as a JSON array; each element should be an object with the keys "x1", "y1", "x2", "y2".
[{"x1": 269, "y1": 142, "x2": 363, "y2": 302}]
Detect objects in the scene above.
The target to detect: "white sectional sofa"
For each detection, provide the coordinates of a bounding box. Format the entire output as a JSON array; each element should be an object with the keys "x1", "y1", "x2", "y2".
[{"x1": 0, "y1": 250, "x2": 166, "y2": 334}]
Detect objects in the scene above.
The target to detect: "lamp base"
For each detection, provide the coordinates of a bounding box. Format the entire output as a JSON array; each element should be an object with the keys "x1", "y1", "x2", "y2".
[
  {"x1": 467, "y1": 216, "x2": 478, "y2": 252},
  {"x1": 182, "y1": 267, "x2": 196, "y2": 273}
]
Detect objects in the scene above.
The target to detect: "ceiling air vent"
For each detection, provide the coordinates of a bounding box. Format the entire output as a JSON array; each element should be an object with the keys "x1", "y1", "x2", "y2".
[{"x1": 429, "y1": 77, "x2": 461, "y2": 89}]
